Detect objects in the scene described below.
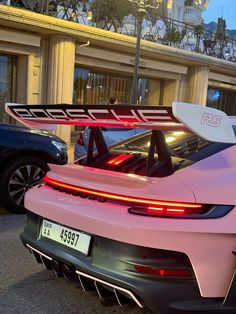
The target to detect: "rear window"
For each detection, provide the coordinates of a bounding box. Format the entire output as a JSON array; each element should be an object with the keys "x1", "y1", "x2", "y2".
[
  {"x1": 113, "y1": 130, "x2": 233, "y2": 162},
  {"x1": 78, "y1": 128, "x2": 235, "y2": 178}
]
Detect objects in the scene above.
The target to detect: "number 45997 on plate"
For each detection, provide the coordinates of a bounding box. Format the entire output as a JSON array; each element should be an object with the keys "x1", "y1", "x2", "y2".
[{"x1": 40, "y1": 219, "x2": 91, "y2": 255}]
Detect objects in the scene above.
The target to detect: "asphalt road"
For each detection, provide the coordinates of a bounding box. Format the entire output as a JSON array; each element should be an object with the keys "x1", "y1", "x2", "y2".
[{"x1": 0, "y1": 211, "x2": 147, "y2": 314}]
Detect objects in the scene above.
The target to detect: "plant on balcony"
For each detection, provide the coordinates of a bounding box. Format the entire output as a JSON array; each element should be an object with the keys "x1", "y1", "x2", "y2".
[
  {"x1": 90, "y1": 0, "x2": 132, "y2": 32},
  {"x1": 164, "y1": 26, "x2": 185, "y2": 44},
  {"x1": 193, "y1": 24, "x2": 204, "y2": 52},
  {"x1": 194, "y1": 24, "x2": 204, "y2": 36}
]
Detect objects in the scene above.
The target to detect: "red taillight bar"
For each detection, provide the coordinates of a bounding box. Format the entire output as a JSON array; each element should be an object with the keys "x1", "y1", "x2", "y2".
[
  {"x1": 135, "y1": 265, "x2": 192, "y2": 278},
  {"x1": 43, "y1": 176, "x2": 202, "y2": 209},
  {"x1": 147, "y1": 206, "x2": 186, "y2": 215}
]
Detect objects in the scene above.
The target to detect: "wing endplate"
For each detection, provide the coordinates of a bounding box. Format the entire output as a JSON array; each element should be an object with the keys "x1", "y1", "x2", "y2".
[{"x1": 173, "y1": 102, "x2": 236, "y2": 144}]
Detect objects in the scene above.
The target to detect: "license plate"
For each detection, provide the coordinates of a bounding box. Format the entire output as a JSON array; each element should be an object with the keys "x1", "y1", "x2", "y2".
[{"x1": 40, "y1": 220, "x2": 91, "y2": 255}]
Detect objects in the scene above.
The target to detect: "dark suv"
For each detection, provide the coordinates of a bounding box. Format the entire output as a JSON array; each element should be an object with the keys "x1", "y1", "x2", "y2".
[{"x1": 0, "y1": 123, "x2": 67, "y2": 214}]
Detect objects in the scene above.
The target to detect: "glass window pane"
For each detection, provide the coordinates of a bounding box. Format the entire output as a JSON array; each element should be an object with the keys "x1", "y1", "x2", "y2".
[
  {"x1": 0, "y1": 55, "x2": 15, "y2": 123},
  {"x1": 73, "y1": 66, "x2": 150, "y2": 106},
  {"x1": 206, "y1": 88, "x2": 221, "y2": 109}
]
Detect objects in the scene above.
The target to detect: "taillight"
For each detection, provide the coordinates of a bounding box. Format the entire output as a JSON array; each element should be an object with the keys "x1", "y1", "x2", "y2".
[
  {"x1": 43, "y1": 176, "x2": 209, "y2": 218},
  {"x1": 135, "y1": 265, "x2": 192, "y2": 278},
  {"x1": 76, "y1": 133, "x2": 84, "y2": 146},
  {"x1": 128, "y1": 204, "x2": 208, "y2": 218}
]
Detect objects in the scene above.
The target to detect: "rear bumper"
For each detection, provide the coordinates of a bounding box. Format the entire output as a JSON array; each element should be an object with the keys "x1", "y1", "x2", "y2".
[
  {"x1": 21, "y1": 212, "x2": 203, "y2": 314},
  {"x1": 24, "y1": 185, "x2": 236, "y2": 299},
  {"x1": 20, "y1": 212, "x2": 236, "y2": 313}
]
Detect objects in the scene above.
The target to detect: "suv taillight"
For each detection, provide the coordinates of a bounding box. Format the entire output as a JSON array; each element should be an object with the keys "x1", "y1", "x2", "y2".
[{"x1": 76, "y1": 133, "x2": 84, "y2": 146}]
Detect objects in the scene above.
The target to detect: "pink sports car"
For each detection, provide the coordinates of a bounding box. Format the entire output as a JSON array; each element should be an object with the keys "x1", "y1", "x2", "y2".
[{"x1": 6, "y1": 102, "x2": 236, "y2": 313}]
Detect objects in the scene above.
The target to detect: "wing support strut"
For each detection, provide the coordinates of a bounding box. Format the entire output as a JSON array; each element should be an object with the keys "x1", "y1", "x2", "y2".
[
  {"x1": 86, "y1": 127, "x2": 108, "y2": 165},
  {"x1": 146, "y1": 130, "x2": 173, "y2": 177}
]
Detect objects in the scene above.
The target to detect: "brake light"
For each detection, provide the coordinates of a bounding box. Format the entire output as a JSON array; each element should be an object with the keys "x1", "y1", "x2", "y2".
[
  {"x1": 129, "y1": 204, "x2": 206, "y2": 217},
  {"x1": 135, "y1": 265, "x2": 192, "y2": 278},
  {"x1": 148, "y1": 206, "x2": 185, "y2": 215},
  {"x1": 43, "y1": 176, "x2": 206, "y2": 218},
  {"x1": 76, "y1": 133, "x2": 84, "y2": 146}
]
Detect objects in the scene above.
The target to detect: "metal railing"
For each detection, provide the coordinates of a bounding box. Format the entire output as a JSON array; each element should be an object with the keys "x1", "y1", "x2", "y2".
[{"x1": 6, "y1": 0, "x2": 236, "y2": 63}]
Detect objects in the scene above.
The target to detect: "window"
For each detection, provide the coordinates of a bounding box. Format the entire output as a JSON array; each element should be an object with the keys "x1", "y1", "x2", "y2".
[
  {"x1": 113, "y1": 129, "x2": 233, "y2": 170},
  {"x1": 73, "y1": 67, "x2": 149, "y2": 105},
  {"x1": 113, "y1": 131, "x2": 210, "y2": 159},
  {"x1": 206, "y1": 88, "x2": 221, "y2": 109},
  {"x1": 185, "y1": 0, "x2": 194, "y2": 6},
  {"x1": 0, "y1": 55, "x2": 16, "y2": 123},
  {"x1": 207, "y1": 87, "x2": 236, "y2": 115}
]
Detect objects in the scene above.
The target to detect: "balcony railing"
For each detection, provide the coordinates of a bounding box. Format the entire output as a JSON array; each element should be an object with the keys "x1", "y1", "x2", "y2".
[{"x1": 4, "y1": 1, "x2": 236, "y2": 63}]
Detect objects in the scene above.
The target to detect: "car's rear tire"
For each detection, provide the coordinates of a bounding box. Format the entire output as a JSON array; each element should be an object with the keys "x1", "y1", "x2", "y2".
[{"x1": 0, "y1": 156, "x2": 49, "y2": 214}]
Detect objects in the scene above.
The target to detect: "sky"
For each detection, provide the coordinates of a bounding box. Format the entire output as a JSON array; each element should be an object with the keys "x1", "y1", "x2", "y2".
[{"x1": 202, "y1": 0, "x2": 236, "y2": 29}]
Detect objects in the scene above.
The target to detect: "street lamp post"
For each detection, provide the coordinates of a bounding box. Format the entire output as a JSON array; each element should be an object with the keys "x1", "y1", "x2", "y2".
[
  {"x1": 130, "y1": 7, "x2": 146, "y2": 104},
  {"x1": 128, "y1": 0, "x2": 162, "y2": 104}
]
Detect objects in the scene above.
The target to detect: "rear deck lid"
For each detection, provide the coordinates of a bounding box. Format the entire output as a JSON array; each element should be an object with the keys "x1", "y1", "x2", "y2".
[{"x1": 45, "y1": 163, "x2": 196, "y2": 203}]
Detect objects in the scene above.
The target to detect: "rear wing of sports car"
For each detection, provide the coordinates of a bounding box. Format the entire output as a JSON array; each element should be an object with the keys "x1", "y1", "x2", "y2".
[{"x1": 5, "y1": 101, "x2": 236, "y2": 144}]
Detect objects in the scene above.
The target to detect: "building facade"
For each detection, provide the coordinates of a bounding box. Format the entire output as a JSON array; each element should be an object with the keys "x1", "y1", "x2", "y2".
[
  {"x1": 166, "y1": 0, "x2": 209, "y2": 25},
  {"x1": 0, "y1": 4, "x2": 236, "y2": 144}
]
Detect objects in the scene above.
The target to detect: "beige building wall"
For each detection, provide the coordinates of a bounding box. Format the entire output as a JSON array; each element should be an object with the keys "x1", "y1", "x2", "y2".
[
  {"x1": 188, "y1": 65, "x2": 209, "y2": 106},
  {"x1": 15, "y1": 46, "x2": 46, "y2": 109},
  {"x1": 163, "y1": 80, "x2": 179, "y2": 106},
  {"x1": 177, "y1": 74, "x2": 189, "y2": 103},
  {"x1": 26, "y1": 54, "x2": 42, "y2": 104},
  {"x1": 16, "y1": 56, "x2": 28, "y2": 104},
  {"x1": 147, "y1": 80, "x2": 161, "y2": 106},
  {"x1": 39, "y1": 38, "x2": 49, "y2": 104},
  {"x1": 177, "y1": 66, "x2": 210, "y2": 106},
  {"x1": 47, "y1": 36, "x2": 76, "y2": 144},
  {"x1": 1, "y1": 5, "x2": 236, "y2": 144}
]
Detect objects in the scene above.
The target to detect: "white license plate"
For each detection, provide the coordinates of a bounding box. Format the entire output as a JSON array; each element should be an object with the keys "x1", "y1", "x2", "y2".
[{"x1": 40, "y1": 220, "x2": 91, "y2": 255}]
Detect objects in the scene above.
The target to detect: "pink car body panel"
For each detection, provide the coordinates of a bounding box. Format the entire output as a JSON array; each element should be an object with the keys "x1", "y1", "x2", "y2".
[
  {"x1": 47, "y1": 163, "x2": 196, "y2": 202},
  {"x1": 175, "y1": 145, "x2": 236, "y2": 204},
  {"x1": 25, "y1": 146, "x2": 236, "y2": 299}
]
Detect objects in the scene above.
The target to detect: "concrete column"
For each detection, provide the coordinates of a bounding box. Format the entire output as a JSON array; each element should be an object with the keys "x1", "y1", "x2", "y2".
[
  {"x1": 177, "y1": 74, "x2": 189, "y2": 103},
  {"x1": 148, "y1": 79, "x2": 161, "y2": 106},
  {"x1": 163, "y1": 80, "x2": 179, "y2": 106},
  {"x1": 17, "y1": 55, "x2": 28, "y2": 104},
  {"x1": 188, "y1": 65, "x2": 209, "y2": 106},
  {"x1": 39, "y1": 37, "x2": 49, "y2": 104},
  {"x1": 18, "y1": 54, "x2": 42, "y2": 105},
  {"x1": 26, "y1": 55, "x2": 34, "y2": 104},
  {"x1": 47, "y1": 35, "x2": 76, "y2": 144}
]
